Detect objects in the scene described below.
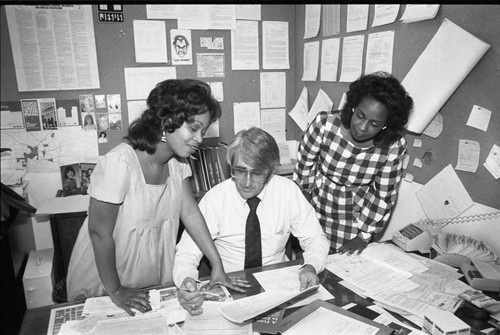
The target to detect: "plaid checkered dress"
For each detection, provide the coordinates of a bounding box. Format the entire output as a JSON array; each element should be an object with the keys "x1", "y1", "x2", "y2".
[{"x1": 293, "y1": 111, "x2": 406, "y2": 251}]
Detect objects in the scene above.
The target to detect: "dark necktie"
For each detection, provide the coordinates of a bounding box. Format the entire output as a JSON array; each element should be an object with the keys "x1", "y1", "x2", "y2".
[{"x1": 244, "y1": 196, "x2": 262, "y2": 269}]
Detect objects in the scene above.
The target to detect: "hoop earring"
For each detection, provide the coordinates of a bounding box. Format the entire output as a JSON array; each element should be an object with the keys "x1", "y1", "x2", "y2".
[{"x1": 161, "y1": 131, "x2": 167, "y2": 143}]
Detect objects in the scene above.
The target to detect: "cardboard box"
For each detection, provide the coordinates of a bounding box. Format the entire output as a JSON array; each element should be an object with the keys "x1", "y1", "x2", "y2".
[
  {"x1": 423, "y1": 309, "x2": 470, "y2": 335},
  {"x1": 23, "y1": 248, "x2": 55, "y2": 309}
]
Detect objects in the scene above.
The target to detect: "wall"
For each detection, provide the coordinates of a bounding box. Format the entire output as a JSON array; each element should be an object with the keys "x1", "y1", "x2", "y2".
[{"x1": 294, "y1": 4, "x2": 500, "y2": 210}]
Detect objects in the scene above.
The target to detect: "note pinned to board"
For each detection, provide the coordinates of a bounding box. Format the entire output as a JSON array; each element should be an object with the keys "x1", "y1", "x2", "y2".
[
  {"x1": 416, "y1": 164, "x2": 474, "y2": 220},
  {"x1": 403, "y1": 19, "x2": 490, "y2": 134},
  {"x1": 455, "y1": 139, "x2": 480, "y2": 173}
]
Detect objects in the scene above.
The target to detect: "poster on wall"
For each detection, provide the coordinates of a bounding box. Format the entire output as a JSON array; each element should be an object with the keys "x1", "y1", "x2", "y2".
[
  {"x1": 171, "y1": 29, "x2": 193, "y2": 65},
  {"x1": 5, "y1": 5, "x2": 100, "y2": 91},
  {"x1": 39, "y1": 98, "x2": 58, "y2": 130},
  {"x1": 1, "y1": 101, "x2": 24, "y2": 129},
  {"x1": 21, "y1": 99, "x2": 42, "y2": 131}
]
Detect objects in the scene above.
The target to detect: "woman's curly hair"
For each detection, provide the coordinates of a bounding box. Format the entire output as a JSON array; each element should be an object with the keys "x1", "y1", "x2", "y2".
[
  {"x1": 125, "y1": 79, "x2": 221, "y2": 154},
  {"x1": 340, "y1": 72, "x2": 413, "y2": 147}
]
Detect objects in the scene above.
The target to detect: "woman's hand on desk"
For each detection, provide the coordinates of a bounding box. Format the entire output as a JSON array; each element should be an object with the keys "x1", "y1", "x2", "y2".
[
  {"x1": 110, "y1": 286, "x2": 152, "y2": 316},
  {"x1": 299, "y1": 264, "x2": 319, "y2": 291},
  {"x1": 338, "y1": 236, "x2": 368, "y2": 256},
  {"x1": 209, "y1": 267, "x2": 251, "y2": 293}
]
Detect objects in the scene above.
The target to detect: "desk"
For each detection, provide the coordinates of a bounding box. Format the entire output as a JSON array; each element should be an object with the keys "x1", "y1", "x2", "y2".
[{"x1": 19, "y1": 259, "x2": 498, "y2": 335}]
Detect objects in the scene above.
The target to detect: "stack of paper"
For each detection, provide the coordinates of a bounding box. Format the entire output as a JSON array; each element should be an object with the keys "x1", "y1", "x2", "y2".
[{"x1": 432, "y1": 233, "x2": 498, "y2": 263}]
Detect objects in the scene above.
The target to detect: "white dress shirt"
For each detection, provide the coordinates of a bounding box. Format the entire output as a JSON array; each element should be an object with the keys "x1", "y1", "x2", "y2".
[{"x1": 173, "y1": 174, "x2": 329, "y2": 287}]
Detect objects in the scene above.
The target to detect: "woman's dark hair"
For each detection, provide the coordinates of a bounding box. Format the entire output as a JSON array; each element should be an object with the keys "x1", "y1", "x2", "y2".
[
  {"x1": 340, "y1": 72, "x2": 413, "y2": 147},
  {"x1": 124, "y1": 79, "x2": 221, "y2": 154},
  {"x1": 64, "y1": 166, "x2": 75, "y2": 178}
]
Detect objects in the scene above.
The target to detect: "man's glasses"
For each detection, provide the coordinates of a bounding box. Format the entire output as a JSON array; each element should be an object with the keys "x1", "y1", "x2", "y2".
[{"x1": 231, "y1": 167, "x2": 267, "y2": 183}]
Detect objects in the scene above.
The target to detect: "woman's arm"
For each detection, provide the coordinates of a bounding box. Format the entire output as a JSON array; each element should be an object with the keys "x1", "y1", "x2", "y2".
[
  {"x1": 88, "y1": 198, "x2": 150, "y2": 315},
  {"x1": 180, "y1": 179, "x2": 248, "y2": 292}
]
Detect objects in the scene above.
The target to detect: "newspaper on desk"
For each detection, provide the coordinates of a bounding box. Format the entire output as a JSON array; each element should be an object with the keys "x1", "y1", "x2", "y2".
[{"x1": 326, "y1": 242, "x2": 468, "y2": 328}]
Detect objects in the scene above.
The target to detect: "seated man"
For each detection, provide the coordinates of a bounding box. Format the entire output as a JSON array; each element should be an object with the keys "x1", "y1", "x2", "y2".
[{"x1": 174, "y1": 127, "x2": 329, "y2": 315}]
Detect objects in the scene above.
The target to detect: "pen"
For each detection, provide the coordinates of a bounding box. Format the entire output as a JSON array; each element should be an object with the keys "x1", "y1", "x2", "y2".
[{"x1": 178, "y1": 286, "x2": 220, "y2": 298}]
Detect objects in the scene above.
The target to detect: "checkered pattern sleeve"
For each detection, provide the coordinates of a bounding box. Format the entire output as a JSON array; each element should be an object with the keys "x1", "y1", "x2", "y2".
[
  {"x1": 356, "y1": 137, "x2": 407, "y2": 237},
  {"x1": 293, "y1": 112, "x2": 328, "y2": 194}
]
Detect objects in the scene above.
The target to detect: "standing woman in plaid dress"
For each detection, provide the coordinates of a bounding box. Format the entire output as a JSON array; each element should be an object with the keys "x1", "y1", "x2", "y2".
[{"x1": 293, "y1": 72, "x2": 413, "y2": 255}]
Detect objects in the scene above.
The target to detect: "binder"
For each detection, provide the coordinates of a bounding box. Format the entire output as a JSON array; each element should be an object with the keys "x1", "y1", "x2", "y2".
[{"x1": 279, "y1": 299, "x2": 393, "y2": 335}]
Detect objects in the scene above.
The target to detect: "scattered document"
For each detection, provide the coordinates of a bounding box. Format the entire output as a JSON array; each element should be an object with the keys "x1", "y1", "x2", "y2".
[
  {"x1": 340, "y1": 35, "x2": 365, "y2": 82},
  {"x1": 133, "y1": 20, "x2": 168, "y2": 63},
  {"x1": 365, "y1": 30, "x2": 394, "y2": 75},
  {"x1": 288, "y1": 87, "x2": 309, "y2": 131},
  {"x1": 346, "y1": 4, "x2": 369, "y2": 33},
  {"x1": 93, "y1": 312, "x2": 179, "y2": 335},
  {"x1": 218, "y1": 285, "x2": 319, "y2": 324},
  {"x1": 183, "y1": 301, "x2": 252, "y2": 335},
  {"x1": 455, "y1": 139, "x2": 480, "y2": 173},
  {"x1": 231, "y1": 20, "x2": 259, "y2": 70},
  {"x1": 1, "y1": 169, "x2": 26, "y2": 186},
  {"x1": 466, "y1": 105, "x2": 492, "y2": 132},
  {"x1": 401, "y1": 5, "x2": 440, "y2": 23},
  {"x1": 262, "y1": 21, "x2": 289, "y2": 69},
  {"x1": 403, "y1": 19, "x2": 490, "y2": 133},
  {"x1": 415, "y1": 164, "x2": 474, "y2": 219},
  {"x1": 484, "y1": 144, "x2": 500, "y2": 179},
  {"x1": 320, "y1": 38, "x2": 340, "y2": 82},
  {"x1": 361, "y1": 243, "x2": 428, "y2": 274},
  {"x1": 302, "y1": 41, "x2": 320, "y2": 81},
  {"x1": 252, "y1": 265, "x2": 335, "y2": 308},
  {"x1": 422, "y1": 112, "x2": 444, "y2": 138},
  {"x1": 304, "y1": 4, "x2": 321, "y2": 39},
  {"x1": 372, "y1": 5, "x2": 400, "y2": 27},
  {"x1": 308, "y1": 89, "x2": 333, "y2": 125}
]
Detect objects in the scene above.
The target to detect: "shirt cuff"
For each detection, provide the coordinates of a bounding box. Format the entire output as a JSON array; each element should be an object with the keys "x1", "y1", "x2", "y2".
[
  {"x1": 300, "y1": 256, "x2": 325, "y2": 274},
  {"x1": 172, "y1": 266, "x2": 199, "y2": 288},
  {"x1": 357, "y1": 231, "x2": 372, "y2": 243}
]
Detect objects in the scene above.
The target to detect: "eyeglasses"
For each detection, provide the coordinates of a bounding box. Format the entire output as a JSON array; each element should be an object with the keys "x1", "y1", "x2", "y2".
[{"x1": 231, "y1": 167, "x2": 267, "y2": 183}]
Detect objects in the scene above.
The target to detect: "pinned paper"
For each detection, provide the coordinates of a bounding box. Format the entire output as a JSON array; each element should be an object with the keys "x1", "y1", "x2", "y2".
[
  {"x1": 413, "y1": 158, "x2": 423, "y2": 168},
  {"x1": 466, "y1": 105, "x2": 492, "y2": 132},
  {"x1": 455, "y1": 139, "x2": 480, "y2": 173},
  {"x1": 307, "y1": 89, "x2": 333, "y2": 125},
  {"x1": 288, "y1": 86, "x2": 309, "y2": 131},
  {"x1": 484, "y1": 144, "x2": 500, "y2": 180},
  {"x1": 422, "y1": 112, "x2": 444, "y2": 138},
  {"x1": 416, "y1": 165, "x2": 474, "y2": 220},
  {"x1": 413, "y1": 139, "x2": 422, "y2": 148}
]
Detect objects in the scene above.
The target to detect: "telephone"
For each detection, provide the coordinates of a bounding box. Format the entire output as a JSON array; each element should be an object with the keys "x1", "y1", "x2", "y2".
[
  {"x1": 392, "y1": 212, "x2": 500, "y2": 253},
  {"x1": 461, "y1": 261, "x2": 500, "y2": 292}
]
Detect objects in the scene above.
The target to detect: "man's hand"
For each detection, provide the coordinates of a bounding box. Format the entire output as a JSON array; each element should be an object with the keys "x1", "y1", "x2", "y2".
[
  {"x1": 338, "y1": 236, "x2": 368, "y2": 255},
  {"x1": 110, "y1": 286, "x2": 151, "y2": 316},
  {"x1": 298, "y1": 264, "x2": 319, "y2": 291},
  {"x1": 177, "y1": 277, "x2": 205, "y2": 316}
]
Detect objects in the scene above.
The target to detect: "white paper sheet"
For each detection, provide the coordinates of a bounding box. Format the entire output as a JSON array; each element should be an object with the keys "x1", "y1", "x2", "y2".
[
  {"x1": 403, "y1": 19, "x2": 490, "y2": 133},
  {"x1": 133, "y1": 20, "x2": 168, "y2": 63},
  {"x1": 288, "y1": 87, "x2": 309, "y2": 131},
  {"x1": 322, "y1": 5, "x2": 341, "y2": 36},
  {"x1": 401, "y1": 5, "x2": 440, "y2": 23},
  {"x1": 263, "y1": 21, "x2": 289, "y2": 70},
  {"x1": 455, "y1": 139, "x2": 480, "y2": 173},
  {"x1": 231, "y1": 20, "x2": 259, "y2": 70},
  {"x1": 415, "y1": 164, "x2": 474, "y2": 219},
  {"x1": 261, "y1": 108, "x2": 286, "y2": 144},
  {"x1": 127, "y1": 100, "x2": 147, "y2": 125},
  {"x1": 177, "y1": 5, "x2": 236, "y2": 30},
  {"x1": 301, "y1": 41, "x2": 320, "y2": 81},
  {"x1": 236, "y1": 5, "x2": 261, "y2": 21},
  {"x1": 484, "y1": 144, "x2": 500, "y2": 180},
  {"x1": 233, "y1": 102, "x2": 261, "y2": 134},
  {"x1": 183, "y1": 302, "x2": 252, "y2": 335},
  {"x1": 422, "y1": 112, "x2": 443, "y2": 138},
  {"x1": 346, "y1": 4, "x2": 369, "y2": 33},
  {"x1": 466, "y1": 105, "x2": 492, "y2": 132},
  {"x1": 365, "y1": 30, "x2": 394, "y2": 75},
  {"x1": 260, "y1": 72, "x2": 286, "y2": 108},
  {"x1": 304, "y1": 4, "x2": 321, "y2": 39},
  {"x1": 308, "y1": 89, "x2": 333, "y2": 125},
  {"x1": 320, "y1": 38, "x2": 340, "y2": 82},
  {"x1": 170, "y1": 29, "x2": 193, "y2": 66},
  {"x1": 146, "y1": 5, "x2": 178, "y2": 19},
  {"x1": 124, "y1": 67, "x2": 176, "y2": 100},
  {"x1": 340, "y1": 35, "x2": 365, "y2": 82},
  {"x1": 372, "y1": 4, "x2": 400, "y2": 27}
]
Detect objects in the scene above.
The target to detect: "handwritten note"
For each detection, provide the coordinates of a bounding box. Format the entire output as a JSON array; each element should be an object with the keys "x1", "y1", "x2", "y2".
[{"x1": 455, "y1": 139, "x2": 480, "y2": 173}]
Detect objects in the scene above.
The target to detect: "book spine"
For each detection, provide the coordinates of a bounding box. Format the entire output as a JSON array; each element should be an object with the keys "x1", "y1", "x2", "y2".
[
  {"x1": 210, "y1": 146, "x2": 222, "y2": 185},
  {"x1": 216, "y1": 144, "x2": 230, "y2": 181}
]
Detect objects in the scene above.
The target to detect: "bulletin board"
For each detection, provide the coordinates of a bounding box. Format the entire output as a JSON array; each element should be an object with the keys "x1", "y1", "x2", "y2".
[
  {"x1": 293, "y1": 4, "x2": 500, "y2": 210},
  {"x1": 0, "y1": 4, "x2": 298, "y2": 154}
]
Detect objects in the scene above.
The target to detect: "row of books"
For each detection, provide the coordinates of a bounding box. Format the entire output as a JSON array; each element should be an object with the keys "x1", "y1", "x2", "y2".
[{"x1": 188, "y1": 143, "x2": 230, "y2": 194}]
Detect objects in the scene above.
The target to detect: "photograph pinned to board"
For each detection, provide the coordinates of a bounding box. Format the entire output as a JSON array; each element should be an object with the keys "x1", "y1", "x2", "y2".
[
  {"x1": 80, "y1": 163, "x2": 96, "y2": 195},
  {"x1": 56, "y1": 99, "x2": 80, "y2": 127},
  {"x1": 60, "y1": 163, "x2": 82, "y2": 197},
  {"x1": 82, "y1": 112, "x2": 97, "y2": 131},
  {"x1": 21, "y1": 99, "x2": 42, "y2": 131},
  {"x1": 40, "y1": 98, "x2": 58, "y2": 130}
]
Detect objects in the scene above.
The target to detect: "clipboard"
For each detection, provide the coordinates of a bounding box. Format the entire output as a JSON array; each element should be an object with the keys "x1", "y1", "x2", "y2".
[{"x1": 279, "y1": 299, "x2": 394, "y2": 335}]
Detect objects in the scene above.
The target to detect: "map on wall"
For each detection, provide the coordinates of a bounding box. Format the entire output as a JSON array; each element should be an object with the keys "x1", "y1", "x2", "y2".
[{"x1": 1, "y1": 128, "x2": 98, "y2": 173}]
